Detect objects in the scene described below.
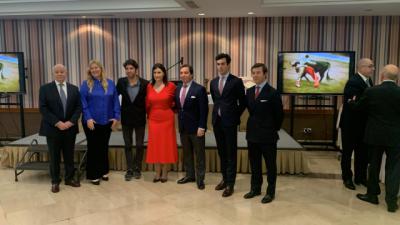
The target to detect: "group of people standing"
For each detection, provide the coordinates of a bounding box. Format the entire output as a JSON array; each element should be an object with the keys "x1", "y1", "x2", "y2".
[
  {"x1": 339, "y1": 58, "x2": 400, "y2": 213},
  {"x1": 39, "y1": 53, "x2": 284, "y2": 204}
]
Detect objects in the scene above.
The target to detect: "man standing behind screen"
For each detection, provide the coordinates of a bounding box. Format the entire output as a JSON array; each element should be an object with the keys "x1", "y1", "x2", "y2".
[
  {"x1": 175, "y1": 64, "x2": 208, "y2": 190},
  {"x1": 339, "y1": 58, "x2": 374, "y2": 190},
  {"x1": 243, "y1": 63, "x2": 283, "y2": 204},
  {"x1": 116, "y1": 59, "x2": 149, "y2": 181},
  {"x1": 39, "y1": 64, "x2": 81, "y2": 193},
  {"x1": 210, "y1": 53, "x2": 246, "y2": 197}
]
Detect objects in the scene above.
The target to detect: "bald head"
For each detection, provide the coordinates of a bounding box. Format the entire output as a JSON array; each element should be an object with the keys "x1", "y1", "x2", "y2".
[
  {"x1": 53, "y1": 64, "x2": 67, "y2": 83},
  {"x1": 357, "y1": 58, "x2": 375, "y2": 77},
  {"x1": 381, "y1": 64, "x2": 399, "y2": 81}
]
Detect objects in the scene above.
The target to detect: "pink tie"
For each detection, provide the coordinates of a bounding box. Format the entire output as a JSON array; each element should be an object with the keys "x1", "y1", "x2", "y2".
[
  {"x1": 180, "y1": 84, "x2": 187, "y2": 106},
  {"x1": 255, "y1": 86, "x2": 260, "y2": 99},
  {"x1": 219, "y1": 77, "x2": 224, "y2": 95}
]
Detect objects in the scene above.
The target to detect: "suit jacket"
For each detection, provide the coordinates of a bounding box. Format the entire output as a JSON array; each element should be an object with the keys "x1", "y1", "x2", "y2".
[
  {"x1": 116, "y1": 77, "x2": 149, "y2": 127},
  {"x1": 245, "y1": 83, "x2": 284, "y2": 143},
  {"x1": 339, "y1": 73, "x2": 373, "y2": 138},
  {"x1": 353, "y1": 81, "x2": 400, "y2": 147},
  {"x1": 210, "y1": 74, "x2": 246, "y2": 127},
  {"x1": 175, "y1": 81, "x2": 208, "y2": 134},
  {"x1": 39, "y1": 81, "x2": 82, "y2": 137}
]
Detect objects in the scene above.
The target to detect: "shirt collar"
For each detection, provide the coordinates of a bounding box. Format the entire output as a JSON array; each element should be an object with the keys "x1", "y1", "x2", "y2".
[
  {"x1": 55, "y1": 80, "x2": 65, "y2": 86},
  {"x1": 382, "y1": 80, "x2": 397, "y2": 83},
  {"x1": 256, "y1": 80, "x2": 267, "y2": 90},
  {"x1": 357, "y1": 72, "x2": 369, "y2": 82},
  {"x1": 219, "y1": 73, "x2": 229, "y2": 79}
]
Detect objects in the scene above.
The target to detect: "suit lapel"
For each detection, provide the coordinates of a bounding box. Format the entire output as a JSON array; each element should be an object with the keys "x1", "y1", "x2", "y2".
[
  {"x1": 184, "y1": 82, "x2": 195, "y2": 106},
  {"x1": 220, "y1": 74, "x2": 233, "y2": 96},
  {"x1": 176, "y1": 85, "x2": 183, "y2": 108}
]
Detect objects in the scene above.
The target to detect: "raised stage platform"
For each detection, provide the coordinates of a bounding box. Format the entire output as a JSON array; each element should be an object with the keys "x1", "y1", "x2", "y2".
[{"x1": 0, "y1": 129, "x2": 308, "y2": 175}]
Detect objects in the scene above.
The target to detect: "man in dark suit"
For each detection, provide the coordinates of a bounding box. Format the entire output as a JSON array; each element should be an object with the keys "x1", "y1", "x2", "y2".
[
  {"x1": 243, "y1": 63, "x2": 284, "y2": 204},
  {"x1": 39, "y1": 64, "x2": 82, "y2": 193},
  {"x1": 339, "y1": 58, "x2": 375, "y2": 190},
  {"x1": 210, "y1": 53, "x2": 246, "y2": 197},
  {"x1": 354, "y1": 64, "x2": 400, "y2": 213},
  {"x1": 116, "y1": 59, "x2": 149, "y2": 181},
  {"x1": 175, "y1": 64, "x2": 208, "y2": 190}
]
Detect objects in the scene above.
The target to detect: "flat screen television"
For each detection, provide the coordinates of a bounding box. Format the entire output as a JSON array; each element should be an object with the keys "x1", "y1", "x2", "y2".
[
  {"x1": 277, "y1": 51, "x2": 355, "y2": 95},
  {"x1": 0, "y1": 52, "x2": 26, "y2": 93}
]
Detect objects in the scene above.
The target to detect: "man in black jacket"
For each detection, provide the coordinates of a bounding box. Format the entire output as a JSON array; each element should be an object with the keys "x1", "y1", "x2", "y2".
[
  {"x1": 210, "y1": 53, "x2": 246, "y2": 197},
  {"x1": 339, "y1": 58, "x2": 374, "y2": 190},
  {"x1": 243, "y1": 63, "x2": 284, "y2": 203},
  {"x1": 39, "y1": 64, "x2": 82, "y2": 193},
  {"x1": 354, "y1": 64, "x2": 400, "y2": 213},
  {"x1": 116, "y1": 59, "x2": 149, "y2": 181}
]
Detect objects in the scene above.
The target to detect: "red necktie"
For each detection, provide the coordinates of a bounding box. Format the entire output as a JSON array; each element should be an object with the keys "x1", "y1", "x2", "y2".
[
  {"x1": 255, "y1": 86, "x2": 260, "y2": 99},
  {"x1": 218, "y1": 77, "x2": 225, "y2": 94},
  {"x1": 180, "y1": 84, "x2": 187, "y2": 106}
]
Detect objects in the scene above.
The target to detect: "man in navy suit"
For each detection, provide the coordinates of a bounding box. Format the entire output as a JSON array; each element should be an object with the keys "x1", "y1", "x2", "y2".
[
  {"x1": 175, "y1": 64, "x2": 208, "y2": 190},
  {"x1": 243, "y1": 63, "x2": 283, "y2": 204},
  {"x1": 210, "y1": 53, "x2": 246, "y2": 197},
  {"x1": 39, "y1": 64, "x2": 82, "y2": 193}
]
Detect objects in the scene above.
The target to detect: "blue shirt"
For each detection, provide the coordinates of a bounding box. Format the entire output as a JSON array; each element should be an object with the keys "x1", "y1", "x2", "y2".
[{"x1": 80, "y1": 79, "x2": 121, "y2": 125}]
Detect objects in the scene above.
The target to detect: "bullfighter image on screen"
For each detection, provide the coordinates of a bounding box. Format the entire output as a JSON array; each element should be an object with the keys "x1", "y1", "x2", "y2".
[
  {"x1": 0, "y1": 52, "x2": 26, "y2": 93},
  {"x1": 277, "y1": 51, "x2": 355, "y2": 95}
]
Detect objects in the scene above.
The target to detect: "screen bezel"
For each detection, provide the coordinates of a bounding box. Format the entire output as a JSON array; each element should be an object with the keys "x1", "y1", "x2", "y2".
[{"x1": 0, "y1": 51, "x2": 26, "y2": 94}]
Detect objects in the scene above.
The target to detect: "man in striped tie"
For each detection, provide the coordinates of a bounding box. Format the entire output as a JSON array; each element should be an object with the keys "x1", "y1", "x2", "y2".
[{"x1": 243, "y1": 63, "x2": 283, "y2": 204}]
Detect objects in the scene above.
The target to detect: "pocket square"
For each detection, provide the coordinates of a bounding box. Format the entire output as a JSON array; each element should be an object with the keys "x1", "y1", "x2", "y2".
[
  {"x1": 190, "y1": 96, "x2": 196, "y2": 99},
  {"x1": 260, "y1": 99, "x2": 268, "y2": 102}
]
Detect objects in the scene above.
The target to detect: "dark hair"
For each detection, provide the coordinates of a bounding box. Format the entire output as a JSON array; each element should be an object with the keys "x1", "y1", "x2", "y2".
[
  {"x1": 215, "y1": 53, "x2": 231, "y2": 65},
  {"x1": 251, "y1": 63, "x2": 268, "y2": 74},
  {"x1": 151, "y1": 63, "x2": 168, "y2": 85},
  {"x1": 123, "y1": 59, "x2": 139, "y2": 69},
  {"x1": 180, "y1": 64, "x2": 193, "y2": 74}
]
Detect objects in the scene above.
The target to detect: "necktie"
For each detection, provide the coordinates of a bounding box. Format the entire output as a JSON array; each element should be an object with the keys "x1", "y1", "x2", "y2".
[
  {"x1": 218, "y1": 77, "x2": 225, "y2": 95},
  {"x1": 59, "y1": 83, "x2": 67, "y2": 117},
  {"x1": 366, "y1": 79, "x2": 371, "y2": 87},
  {"x1": 180, "y1": 84, "x2": 187, "y2": 107},
  {"x1": 255, "y1": 86, "x2": 260, "y2": 99}
]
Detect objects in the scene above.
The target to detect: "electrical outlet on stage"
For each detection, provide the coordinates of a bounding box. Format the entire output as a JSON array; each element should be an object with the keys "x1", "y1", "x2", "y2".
[{"x1": 303, "y1": 128, "x2": 312, "y2": 134}]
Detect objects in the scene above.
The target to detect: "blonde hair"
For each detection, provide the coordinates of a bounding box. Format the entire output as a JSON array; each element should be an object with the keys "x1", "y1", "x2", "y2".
[{"x1": 86, "y1": 60, "x2": 108, "y2": 93}]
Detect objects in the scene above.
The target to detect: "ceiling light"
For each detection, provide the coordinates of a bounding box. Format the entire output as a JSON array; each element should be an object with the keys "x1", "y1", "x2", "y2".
[
  {"x1": 248, "y1": 12, "x2": 255, "y2": 15},
  {"x1": 198, "y1": 13, "x2": 205, "y2": 16}
]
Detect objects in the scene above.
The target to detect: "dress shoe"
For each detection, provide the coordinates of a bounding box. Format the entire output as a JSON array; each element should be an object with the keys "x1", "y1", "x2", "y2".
[
  {"x1": 356, "y1": 193, "x2": 379, "y2": 205},
  {"x1": 51, "y1": 184, "x2": 60, "y2": 193},
  {"x1": 215, "y1": 181, "x2": 227, "y2": 191},
  {"x1": 343, "y1": 180, "x2": 356, "y2": 190},
  {"x1": 160, "y1": 178, "x2": 168, "y2": 183},
  {"x1": 125, "y1": 170, "x2": 133, "y2": 181},
  {"x1": 91, "y1": 179, "x2": 100, "y2": 185},
  {"x1": 387, "y1": 204, "x2": 399, "y2": 213},
  {"x1": 243, "y1": 190, "x2": 261, "y2": 199},
  {"x1": 65, "y1": 180, "x2": 81, "y2": 187},
  {"x1": 197, "y1": 180, "x2": 205, "y2": 190},
  {"x1": 101, "y1": 175, "x2": 109, "y2": 181},
  {"x1": 261, "y1": 194, "x2": 275, "y2": 204},
  {"x1": 133, "y1": 171, "x2": 141, "y2": 179},
  {"x1": 153, "y1": 177, "x2": 161, "y2": 183},
  {"x1": 222, "y1": 186, "x2": 234, "y2": 197},
  {"x1": 177, "y1": 177, "x2": 195, "y2": 184}
]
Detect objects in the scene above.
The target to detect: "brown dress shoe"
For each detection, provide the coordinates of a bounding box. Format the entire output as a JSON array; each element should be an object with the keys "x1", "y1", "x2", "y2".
[
  {"x1": 65, "y1": 180, "x2": 81, "y2": 187},
  {"x1": 222, "y1": 185, "x2": 234, "y2": 197},
  {"x1": 215, "y1": 181, "x2": 227, "y2": 190},
  {"x1": 51, "y1": 184, "x2": 60, "y2": 193}
]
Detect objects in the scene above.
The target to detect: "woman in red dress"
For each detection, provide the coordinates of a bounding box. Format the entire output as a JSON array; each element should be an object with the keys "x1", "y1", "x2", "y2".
[{"x1": 146, "y1": 63, "x2": 177, "y2": 182}]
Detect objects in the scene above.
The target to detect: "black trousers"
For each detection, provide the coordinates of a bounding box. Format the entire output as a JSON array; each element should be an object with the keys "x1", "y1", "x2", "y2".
[
  {"x1": 180, "y1": 132, "x2": 206, "y2": 182},
  {"x1": 46, "y1": 131, "x2": 77, "y2": 184},
  {"x1": 83, "y1": 122, "x2": 112, "y2": 180},
  {"x1": 340, "y1": 128, "x2": 368, "y2": 183},
  {"x1": 122, "y1": 125, "x2": 145, "y2": 172},
  {"x1": 366, "y1": 145, "x2": 400, "y2": 205},
  {"x1": 248, "y1": 141, "x2": 277, "y2": 196},
  {"x1": 213, "y1": 117, "x2": 238, "y2": 186}
]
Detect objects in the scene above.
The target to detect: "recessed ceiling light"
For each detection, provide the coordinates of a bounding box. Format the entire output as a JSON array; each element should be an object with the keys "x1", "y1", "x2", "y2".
[
  {"x1": 82, "y1": 16, "x2": 87, "y2": 18},
  {"x1": 248, "y1": 12, "x2": 255, "y2": 15},
  {"x1": 198, "y1": 13, "x2": 205, "y2": 16}
]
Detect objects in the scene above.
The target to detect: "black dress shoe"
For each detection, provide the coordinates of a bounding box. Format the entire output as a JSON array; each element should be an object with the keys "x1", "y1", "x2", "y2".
[
  {"x1": 356, "y1": 193, "x2": 379, "y2": 205},
  {"x1": 261, "y1": 194, "x2": 275, "y2": 204},
  {"x1": 387, "y1": 204, "x2": 399, "y2": 213},
  {"x1": 177, "y1": 177, "x2": 196, "y2": 184},
  {"x1": 160, "y1": 178, "x2": 168, "y2": 183},
  {"x1": 133, "y1": 171, "x2": 141, "y2": 179},
  {"x1": 153, "y1": 178, "x2": 161, "y2": 183},
  {"x1": 51, "y1": 184, "x2": 60, "y2": 193},
  {"x1": 101, "y1": 176, "x2": 109, "y2": 181},
  {"x1": 65, "y1": 180, "x2": 81, "y2": 187},
  {"x1": 125, "y1": 170, "x2": 133, "y2": 181},
  {"x1": 343, "y1": 180, "x2": 356, "y2": 190},
  {"x1": 222, "y1": 185, "x2": 234, "y2": 197},
  {"x1": 243, "y1": 190, "x2": 261, "y2": 199},
  {"x1": 91, "y1": 179, "x2": 100, "y2": 185},
  {"x1": 215, "y1": 181, "x2": 227, "y2": 191},
  {"x1": 197, "y1": 181, "x2": 205, "y2": 190}
]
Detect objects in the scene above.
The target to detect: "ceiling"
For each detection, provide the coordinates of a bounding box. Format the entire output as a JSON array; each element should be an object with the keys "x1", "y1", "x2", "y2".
[{"x1": 0, "y1": 0, "x2": 399, "y2": 18}]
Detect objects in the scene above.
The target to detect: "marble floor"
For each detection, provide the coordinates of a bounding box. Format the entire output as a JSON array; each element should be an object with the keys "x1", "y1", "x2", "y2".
[{"x1": 0, "y1": 151, "x2": 399, "y2": 225}]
